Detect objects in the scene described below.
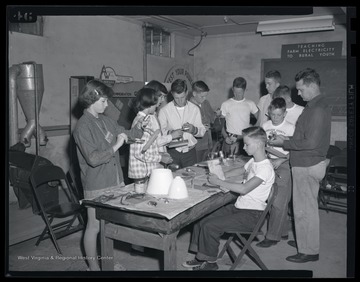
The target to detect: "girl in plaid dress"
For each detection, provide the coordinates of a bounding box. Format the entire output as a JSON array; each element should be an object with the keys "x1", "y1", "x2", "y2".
[
  {"x1": 128, "y1": 87, "x2": 173, "y2": 254},
  {"x1": 128, "y1": 88, "x2": 173, "y2": 184}
]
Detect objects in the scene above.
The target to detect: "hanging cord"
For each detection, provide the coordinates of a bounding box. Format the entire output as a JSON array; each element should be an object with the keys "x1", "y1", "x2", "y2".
[{"x1": 188, "y1": 31, "x2": 207, "y2": 56}]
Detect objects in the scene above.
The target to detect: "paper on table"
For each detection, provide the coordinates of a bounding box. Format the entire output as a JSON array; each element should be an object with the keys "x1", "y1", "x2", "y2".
[{"x1": 207, "y1": 159, "x2": 225, "y2": 180}]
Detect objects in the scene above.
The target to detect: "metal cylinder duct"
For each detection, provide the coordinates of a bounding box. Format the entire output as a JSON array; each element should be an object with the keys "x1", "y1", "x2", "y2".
[
  {"x1": 9, "y1": 65, "x2": 21, "y2": 147},
  {"x1": 142, "y1": 24, "x2": 147, "y2": 82},
  {"x1": 16, "y1": 62, "x2": 48, "y2": 147}
]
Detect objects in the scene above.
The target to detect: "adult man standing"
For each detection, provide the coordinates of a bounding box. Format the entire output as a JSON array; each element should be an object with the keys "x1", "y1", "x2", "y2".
[{"x1": 269, "y1": 68, "x2": 331, "y2": 263}]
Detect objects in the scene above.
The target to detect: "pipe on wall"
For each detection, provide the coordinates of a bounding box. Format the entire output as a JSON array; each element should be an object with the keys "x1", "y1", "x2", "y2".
[
  {"x1": 31, "y1": 62, "x2": 40, "y2": 155},
  {"x1": 9, "y1": 65, "x2": 21, "y2": 147},
  {"x1": 143, "y1": 24, "x2": 147, "y2": 82},
  {"x1": 13, "y1": 62, "x2": 48, "y2": 150}
]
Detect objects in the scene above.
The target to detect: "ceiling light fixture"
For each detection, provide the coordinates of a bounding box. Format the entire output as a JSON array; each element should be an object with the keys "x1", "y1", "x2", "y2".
[{"x1": 257, "y1": 15, "x2": 335, "y2": 36}]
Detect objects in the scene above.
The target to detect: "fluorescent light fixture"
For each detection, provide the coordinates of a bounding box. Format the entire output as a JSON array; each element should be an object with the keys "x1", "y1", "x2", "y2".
[{"x1": 257, "y1": 15, "x2": 335, "y2": 35}]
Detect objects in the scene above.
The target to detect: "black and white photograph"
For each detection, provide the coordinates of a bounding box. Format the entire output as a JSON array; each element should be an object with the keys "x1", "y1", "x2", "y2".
[{"x1": 5, "y1": 6, "x2": 356, "y2": 278}]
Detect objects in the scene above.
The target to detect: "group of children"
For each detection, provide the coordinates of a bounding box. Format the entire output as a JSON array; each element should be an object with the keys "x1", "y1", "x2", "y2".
[
  {"x1": 128, "y1": 79, "x2": 209, "y2": 185},
  {"x1": 180, "y1": 70, "x2": 305, "y2": 270},
  {"x1": 75, "y1": 70, "x2": 306, "y2": 270}
]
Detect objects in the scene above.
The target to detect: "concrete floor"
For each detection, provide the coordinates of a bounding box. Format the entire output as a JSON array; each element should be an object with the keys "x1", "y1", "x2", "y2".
[{"x1": 7, "y1": 208, "x2": 348, "y2": 278}]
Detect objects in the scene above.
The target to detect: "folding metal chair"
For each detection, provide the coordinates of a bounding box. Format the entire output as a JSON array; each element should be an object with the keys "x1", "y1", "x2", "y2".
[
  {"x1": 66, "y1": 163, "x2": 84, "y2": 201},
  {"x1": 217, "y1": 184, "x2": 278, "y2": 270},
  {"x1": 66, "y1": 163, "x2": 87, "y2": 222},
  {"x1": 30, "y1": 165, "x2": 85, "y2": 254}
]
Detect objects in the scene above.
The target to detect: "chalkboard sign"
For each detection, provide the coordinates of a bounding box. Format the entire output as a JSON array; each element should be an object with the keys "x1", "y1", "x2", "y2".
[{"x1": 262, "y1": 58, "x2": 346, "y2": 117}]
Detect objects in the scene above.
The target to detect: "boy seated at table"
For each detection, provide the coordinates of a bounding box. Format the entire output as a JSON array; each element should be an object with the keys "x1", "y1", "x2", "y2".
[{"x1": 182, "y1": 126, "x2": 275, "y2": 271}]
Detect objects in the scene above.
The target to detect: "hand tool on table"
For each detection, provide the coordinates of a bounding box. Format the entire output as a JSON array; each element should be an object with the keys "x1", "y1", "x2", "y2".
[
  {"x1": 119, "y1": 192, "x2": 145, "y2": 205},
  {"x1": 167, "y1": 138, "x2": 188, "y2": 148},
  {"x1": 202, "y1": 183, "x2": 221, "y2": 189}
]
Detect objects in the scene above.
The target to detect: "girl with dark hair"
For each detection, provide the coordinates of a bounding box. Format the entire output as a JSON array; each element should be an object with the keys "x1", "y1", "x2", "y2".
[
  {"x1": 144, "y1": 80, "x2": 183, "y2": 153},
  {"x1": 128, "y1": 87, "x2": 173, "y2": 255},
  {"x1": 144, "y1": 80, "x2": 168, "y2": 112},
  {"x1": 128, "y1": 88, "x2": 173, "y2": 187},
  {"x1": 73, "y1": 80, "x2": 144, "y2": 271}
]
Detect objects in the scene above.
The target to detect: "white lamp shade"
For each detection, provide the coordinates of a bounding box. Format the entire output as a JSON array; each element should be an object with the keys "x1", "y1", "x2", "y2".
[
  {"x1": 146, "y1": 168, "x2": 174, "y2": 196},
  {"x1": 168, "y1": 176, "x2": 189, "y2": 199}
]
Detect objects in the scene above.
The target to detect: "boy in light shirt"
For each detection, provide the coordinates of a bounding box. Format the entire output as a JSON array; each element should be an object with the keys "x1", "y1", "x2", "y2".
[
  {"x1": 182, "y1": 126, "x2": 275, "y2": 271},
  {"x1": 189, "y1": 81, "x2": 217, "y2": 162},
  {"x1": 257, "y1": 70, "x2": 281, "y2": 127},
  {"x1": 257, "y1": 97, "x2": 295, "y2": 248},
  {"x1": 220, "y1": 77, "x2": 259, "y2": 156},
  {"x1": 273, "y1": 85, "x2": 304, "y2": 126},
  {"x1": 158, "y1": 79, "x2": 206, "y2": 168}
]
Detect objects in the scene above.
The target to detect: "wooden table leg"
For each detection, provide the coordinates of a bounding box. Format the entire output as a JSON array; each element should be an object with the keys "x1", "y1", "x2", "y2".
[
  {"x1": 163, "y1": 231, "x2": 179, "y2": 270},
  {"x1": 100, "y1": 219, "x2": 114, "y2": 271}
]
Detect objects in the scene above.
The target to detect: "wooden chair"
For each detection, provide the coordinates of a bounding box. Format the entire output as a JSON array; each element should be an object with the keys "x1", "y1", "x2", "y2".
[
  {"x1": 30, "y1": 165, "x2": 85, "y2": 254},
  {"x1": 217, "y1": 184, "x2": 278, "y2": 270}
]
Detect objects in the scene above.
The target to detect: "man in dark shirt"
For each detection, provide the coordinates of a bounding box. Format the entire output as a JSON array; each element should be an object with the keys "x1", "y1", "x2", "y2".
[{"x1": 269, "y1": 68, "x2": 331, "y2": 263}]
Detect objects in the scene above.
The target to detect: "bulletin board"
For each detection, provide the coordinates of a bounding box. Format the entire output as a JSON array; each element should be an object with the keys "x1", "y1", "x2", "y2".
[{"x1": 262, "y1": 58, "x2": 347, "y2": 117}]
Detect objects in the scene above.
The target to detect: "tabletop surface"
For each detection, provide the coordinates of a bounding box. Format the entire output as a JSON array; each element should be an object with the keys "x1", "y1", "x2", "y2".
[{"x1": 82, "y1": 157, "x2": 249, "y2": 220}]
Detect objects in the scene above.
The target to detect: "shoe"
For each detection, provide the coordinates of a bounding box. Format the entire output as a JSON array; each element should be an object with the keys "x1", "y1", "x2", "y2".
[
  {"x1": 114, "y1": 263, "x2": 127, "y2": 271},
  {"x1": 286, "y1": 253, "x2": 319, "y2": 263},
  {"x1": 86, "y1": 267, "x2": 100, "y2": 271},
  {"x1": 192, "y1": 261, "x2": 219, "y2": 271},
  {"x1": 182, "y1": 258, "x2": 204, "y2": 268},
  {"x1": 287, "y1": 240, "x2": 297, "y2": 248},
  {"x1": 256, "y1": 238, "x2": 279, "y2": 248},
  {"x1": 281, "y1": 235, "x2": 289, "y2": 240}
]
